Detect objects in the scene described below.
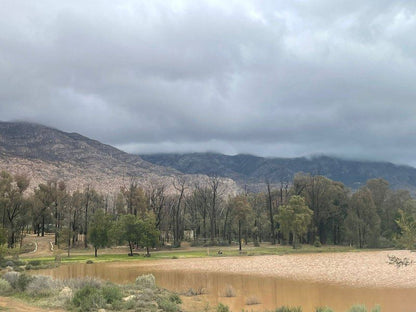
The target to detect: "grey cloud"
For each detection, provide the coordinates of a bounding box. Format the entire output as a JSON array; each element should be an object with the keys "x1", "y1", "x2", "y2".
[{"x1": 1, "y1": 1, "x2": 416, "y2": 165}]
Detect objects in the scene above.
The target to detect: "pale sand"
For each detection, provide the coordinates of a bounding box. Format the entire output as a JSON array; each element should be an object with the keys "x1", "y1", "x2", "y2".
[{"x1": 118, "y1": 250, "x2": 416, "y2": 288}]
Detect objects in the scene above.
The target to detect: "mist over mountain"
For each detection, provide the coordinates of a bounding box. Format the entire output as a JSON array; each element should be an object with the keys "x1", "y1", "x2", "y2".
[
  {"x1": 1, "y1": 121, "x2": 416, "y2": 194},
  {"x1": 141, "y1": 153, "x2": 416, "y2": 192}
]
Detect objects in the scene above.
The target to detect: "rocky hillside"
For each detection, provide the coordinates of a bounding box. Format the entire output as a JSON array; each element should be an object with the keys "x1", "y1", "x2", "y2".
[
  {"x1": 141, "y1": 153, "x2": 416, "y2": 191},
  {"x1": 0, "y1": 122, "x2": 238, "y2": 194}
]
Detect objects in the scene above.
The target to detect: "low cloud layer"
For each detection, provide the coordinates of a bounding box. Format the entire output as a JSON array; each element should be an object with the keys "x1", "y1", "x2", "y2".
[{"x1": 1, "y1": 1, "x2": 416, "y2": 165}]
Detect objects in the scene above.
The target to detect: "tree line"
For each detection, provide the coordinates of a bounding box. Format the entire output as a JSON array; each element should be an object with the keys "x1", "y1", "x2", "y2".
[{"x1": 0, "y1": 170, "x2": 415, "y2": 255}]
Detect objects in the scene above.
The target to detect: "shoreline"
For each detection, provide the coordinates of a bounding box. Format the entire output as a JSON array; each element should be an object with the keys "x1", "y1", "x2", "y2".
[{"x1": 105, "y1": 250, "x2": 416, "y2": 288}]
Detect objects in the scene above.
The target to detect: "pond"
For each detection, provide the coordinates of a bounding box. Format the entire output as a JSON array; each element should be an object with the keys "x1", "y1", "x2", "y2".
[{"x1": 37, "y1": 261, "x2": 416, "y2": 312}]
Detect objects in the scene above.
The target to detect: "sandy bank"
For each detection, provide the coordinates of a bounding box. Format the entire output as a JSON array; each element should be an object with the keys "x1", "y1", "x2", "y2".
[{"x1": 112, "y1": 250, "x2": 416, "y2": 288}]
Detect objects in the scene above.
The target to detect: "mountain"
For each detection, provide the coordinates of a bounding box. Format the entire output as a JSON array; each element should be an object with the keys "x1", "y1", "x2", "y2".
[
  {"x1": 0, "y1": 122, "x2": 240, "y2": 194},
  {"x1": 141, "y1": 153, "x2": 416, "y2": 191},
  {"x1": 2, "y1": 121, "x2": 414, "y2": 194}
]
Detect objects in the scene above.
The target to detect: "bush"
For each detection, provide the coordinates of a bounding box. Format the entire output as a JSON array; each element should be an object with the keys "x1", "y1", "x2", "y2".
[
  {"x1": 26, "y1": 275, "x2": 59, "y2": 296},
  {"x1": 101, "y1": 284, "x2": 123, "y2": 304},
  {"x1": 64, "y1": 277, "x2": 103, "y2": 290},
  {"x1": 316, "y1": 307, "x2": 334, "y2": 312},
  {"x1": 217, "y1": 303, "x2": 230, "y2": 312},
  {"x1": 347, "y1": 305, "x2": 381, "y2": 312},
  {"x1": 0, "y1": 278, "x2": 12, "y2": 295},
  {"x1": 245, "y1": 295, "x2": 261, "y2": 305},
  {"x1": 137, "y1": 288, "x2": 155, "y2": 301},
  {"x1": 86, "y1": 260, "x2": 93, "y2": 264},
  {"x1": 223, "y1": 285, "x2": 236, "y2": 297},
  {"x1": 5, "y1": 260, "x2": 14, "y2": 267},
  {"x1": 2, "y1": 271, "x2": 20, "y2": 289},
  {"x1": 16, "y1": 273, "x2": 33, "y2": 291},
  {"x1": 184, "y1": 286, "x2": 206, "y2": 296},
  {"x1": 314, "y1": 240, "x2": 322, "y2": 248},
  {"x1": 156, "y1": 296, "x2": 180, "y2": 312},
  {"x1": 135, "y1": 274, "x2": 156, "y2": 289},
  {"x1": 28, "y1": 260, "x2": 41, "y2": 266},
  {"x1": 348, "y1": 306, "x2": 367, "y2": 312},
  {"x1": 72, "y1": 285, "x2": 105, "y2": 312},
  {"x1": 275, "y1": 307, "x2": 302, "y2": 312},
  {"x1": 169, "y1": 293, "x2": 182, "y2": 304}
]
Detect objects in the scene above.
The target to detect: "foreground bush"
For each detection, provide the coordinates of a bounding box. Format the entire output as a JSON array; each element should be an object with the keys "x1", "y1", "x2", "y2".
[
  {"x1": 0, "y1": 272, "x2": 181, "y2": 312},
  {"x1": 72, "y1": 285, "x2": 106, "y2": 312},
  {"x1": 0, "y1": 278, "x2": 12, "y2": 295},
  {"x1": 274, "y1": 307, "x2": 302, "y2": 312},
  {"x1": 316, "y1": 307, "x2": 334, "y2": 312},
  {"x1": 348, "y1": 305, "x2": 381, "y2": 312},
  {"x1": 135, "y1": 273, "x2": 156, "y2": 289}
]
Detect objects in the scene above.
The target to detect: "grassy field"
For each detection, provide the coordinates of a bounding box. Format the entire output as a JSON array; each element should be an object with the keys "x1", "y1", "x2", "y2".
[{"x1": 23, "y1": 243, "x2": 363, "y2": 264}]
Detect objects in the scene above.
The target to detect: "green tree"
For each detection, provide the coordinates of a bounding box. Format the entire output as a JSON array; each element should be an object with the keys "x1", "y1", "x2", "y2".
[
  {"x1": 115, "y1": 214, "x2": 141, "y2": 256},
  {"x1": 140, "y1": 213, "x2": 160, "y2": 256},
  {"x1": 89, "y1": 210, "x2": 113, "y2": 257},
  {"x1": 395, "y1": 209, "x2": 416, "y2": 250},
  {"x1": 276, "y1": 195, "x2": 313, "y2": 248},
  {"x1": 345, "y1": 187, "x2": 380, "y2": 248},
  {"x1": 229, "y1": 195, "x2": 252, "y2": 251}
]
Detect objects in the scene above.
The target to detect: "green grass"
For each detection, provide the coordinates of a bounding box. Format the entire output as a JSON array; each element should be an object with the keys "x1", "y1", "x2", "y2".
[{"x1": 24, "y1": 244, "x2": 363, "y2": 264}]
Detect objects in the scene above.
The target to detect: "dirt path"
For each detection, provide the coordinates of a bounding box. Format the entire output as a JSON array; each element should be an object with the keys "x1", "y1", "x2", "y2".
[
  {"x1": 0, "y1": 297, "x2": 64, "y2": 312},
  {"x1": 20, "y1": 234, "x2": 54, "y2": 258},
  {"x1": 109, "y1": 249, "x2": 416, "y2": 288}
]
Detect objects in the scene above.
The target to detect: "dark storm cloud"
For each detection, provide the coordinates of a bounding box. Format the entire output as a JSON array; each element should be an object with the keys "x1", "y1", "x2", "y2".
[{"x1": 1, "y1": 1, "x2": 416, "y2": 165}]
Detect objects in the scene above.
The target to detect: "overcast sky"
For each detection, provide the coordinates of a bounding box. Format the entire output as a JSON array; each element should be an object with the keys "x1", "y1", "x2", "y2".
[{"x1": 1, "y1": 1, "x2": 416, "y2": 165}]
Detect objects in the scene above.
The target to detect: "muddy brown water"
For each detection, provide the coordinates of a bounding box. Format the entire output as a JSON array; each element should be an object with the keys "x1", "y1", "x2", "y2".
[{"x1": 37, "y1": 261, "x2": 416, "y2": 312}]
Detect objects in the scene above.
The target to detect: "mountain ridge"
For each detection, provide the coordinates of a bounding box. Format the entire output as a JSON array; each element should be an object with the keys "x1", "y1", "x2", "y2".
[
  {"x1": 0, "y1": 121, "x2": 186, "y2": 194},
  {"x1": 140, "y1": 152, "x2": 416, "y2": 191}
]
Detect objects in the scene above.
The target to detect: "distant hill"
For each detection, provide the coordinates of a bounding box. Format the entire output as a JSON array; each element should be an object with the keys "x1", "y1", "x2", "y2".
[
  {"x1": 141, "y1": 153, "x2": 416, "y2": 191},
  {"x1": 2, "y1": 121, "x2": 414, "y2": 194},
  {"x1": 0, "y1": 122, "x2": 238, "y2": 194}
]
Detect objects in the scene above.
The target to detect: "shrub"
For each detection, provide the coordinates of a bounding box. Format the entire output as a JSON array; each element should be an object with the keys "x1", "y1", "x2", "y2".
[
  {"x1": 184, "y1": 286, "x2": 206, "y2": 296},
  {"x1": 26, "y1": 275, "x2": 59, "y2": 296},
  {"x1": 16, "y1": 273, "x2": 33, "y2": 291},
  {"x1": 135, "y1": 274, "x2": 156, "y2": 289},
  {"x1": 2, "y1": 271, "x2": 20, "y2": 289},
  {"x1": 156, "y1": 297, "x2": 180, "y2": 312},
  {"x1": 28, "y1": 260, "x2": 41, "y2": 266},
  {"x1": 275, "y1": 306, "x2": 302, "y2": 312},
  {"x1": 223, "y1": 285, "x2": 236, "y2": 297},
  {"x1": 137, "y1": 288, "x2": 155, "y2": 301},
  {"x1": 169, "y1": 293, "x2": 182, "y2": 304},
  {"x1": 86, "y1": 260, "x2": 93, "y2": 264},
  {"x1": 101, "y1": 284, "x2": 123, "y2": 304},
  {"x1": 72, "y1": 285, "x2": 105, "y2": 312},
  {"x1": 314, "y1": 240, "x2": 322, "y2": 248},
  {"x1": 64, "y1": 277, "x2": 103, "y2": 290},
  {"x1": 245, "y1": 295, "x2": 261, "y2": 305},
  {"x1": 348, "y1": 305, "x2": 367, "y2": 312},
  {"x1": 0, "y1": 278, "x2": 12, "y2": 295},
  {"x1": 217, "y1": 303, "x2": 230, "y2": 312},
  {"x1": 5, "y1": 260, "x2": 14, "y2": 267},
  {"x1": 316, "y1": 307, "x2": 334, "y2": 312},
  {"x1": 347, "y1": 305, "x2": 381, "y2": 312}
]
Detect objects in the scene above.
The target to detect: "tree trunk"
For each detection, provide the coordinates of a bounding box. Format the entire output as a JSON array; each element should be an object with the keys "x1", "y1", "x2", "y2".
[
  {"x1": 238, "y1": 220, "x2": 242, "y2": 251},
  {"x1": 267, "y1": 182, "x2": 276, "y2": 244},
  {"x1": 41, "y1": 215, "x2": 45, "y2": 237},
  {"x1": 128, "y1": 241, "x2": 133, "y2": 256},
  {"x1": 94, "y1": 247, "x2": 97, "y2": 257}
]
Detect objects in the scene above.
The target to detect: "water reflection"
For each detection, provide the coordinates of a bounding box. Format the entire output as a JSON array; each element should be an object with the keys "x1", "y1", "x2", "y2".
[{"x1": 38, "y1": 262, "x2": 416, "y2": 312}]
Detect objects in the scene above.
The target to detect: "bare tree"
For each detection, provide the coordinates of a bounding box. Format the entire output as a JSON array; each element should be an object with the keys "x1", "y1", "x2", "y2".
[{"x1": 172, "y1": 177, "x2": 187, "y2": 247}]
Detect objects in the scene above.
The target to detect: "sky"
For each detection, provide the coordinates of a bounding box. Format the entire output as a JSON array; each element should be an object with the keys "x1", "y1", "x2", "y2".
[{"x1": 1, "y1": 1, "x2": 416, "y2": 165}]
